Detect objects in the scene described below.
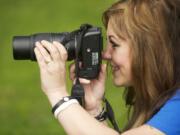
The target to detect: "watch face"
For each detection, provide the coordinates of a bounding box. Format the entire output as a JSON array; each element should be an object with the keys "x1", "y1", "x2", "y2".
[{"x1": 64, "y1": 97, "x2": 70, "y2": 101}]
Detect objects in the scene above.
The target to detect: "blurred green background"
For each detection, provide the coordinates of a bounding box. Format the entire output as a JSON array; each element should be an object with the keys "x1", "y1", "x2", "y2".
[{"x1": 0, "y1": 0, "x2": 128, "y2": 134}]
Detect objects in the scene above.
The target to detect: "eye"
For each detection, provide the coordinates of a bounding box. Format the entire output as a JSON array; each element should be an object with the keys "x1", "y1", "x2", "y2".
[
  {"x1": 112, "y1": 43, "x2": 119, "y2": 48},
  {"x1": 107, "y1": 36, "x2": 120, "y2": 49},
  {"x1": 110, "y1": 39, "x2": 119, "y2": 48}
]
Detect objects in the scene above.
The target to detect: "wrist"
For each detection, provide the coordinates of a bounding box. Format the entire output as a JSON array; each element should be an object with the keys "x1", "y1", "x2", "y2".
[
  {"x1": 86, "y1": 101, "x2": 103, "y2": 117},
  {"x1": 87, "y1": 102, "x2": 108, "y2": 122},
  {"x1": 88, "y1": 106, "x2": 103, "y2": 117},
  {"x1": 45, "y1": 88, "x2": 69, "y2": 106},
  {"x1": 52, "y1": 96, "x2": 79, "y2": 118},
  {"x1": 95, "y1": 107, "x2": 107, "y2": 122}
]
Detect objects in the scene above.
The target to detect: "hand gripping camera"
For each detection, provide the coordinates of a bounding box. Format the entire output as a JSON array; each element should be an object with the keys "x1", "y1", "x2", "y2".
[
  {"x1": 12, "y1": 24, "x2": 103, "y2": 79},
  {"x1": 12, "y1": 24, "x2": 103, "y2": 113}
]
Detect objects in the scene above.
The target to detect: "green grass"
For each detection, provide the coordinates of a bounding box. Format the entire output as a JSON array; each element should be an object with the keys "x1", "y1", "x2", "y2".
[{"x1": 0, "y1": 0, "x2": 128, "y2": 134}]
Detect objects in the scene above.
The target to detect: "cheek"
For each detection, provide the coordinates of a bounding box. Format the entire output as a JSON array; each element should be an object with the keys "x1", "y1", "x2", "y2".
[
  {"x1": 113, "y1": 49, "x2": 131, "y2": 68},
  {"x1": 118, "y1": 56, "x2": 132, "y2": 78},
  {"x1": 113, "y1": 49, "x2": 132, "y2": 81}
]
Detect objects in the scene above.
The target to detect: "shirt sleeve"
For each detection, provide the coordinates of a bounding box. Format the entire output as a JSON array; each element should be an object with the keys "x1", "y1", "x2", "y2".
[{"x1": 146, "y1": 92, "x2": 180, "y2": 135}]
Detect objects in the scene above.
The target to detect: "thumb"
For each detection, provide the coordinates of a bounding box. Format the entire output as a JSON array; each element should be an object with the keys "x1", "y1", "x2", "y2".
[{"x1": 98, "y1": 64, "x2": 107, "y2": 83}]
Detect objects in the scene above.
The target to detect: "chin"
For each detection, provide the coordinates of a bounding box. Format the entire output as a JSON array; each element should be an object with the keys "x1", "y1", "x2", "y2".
[
  {"x1": 113, "y1": 78, "x2": 132, "y2": 87},
  {"x1": 113, "y1": 78, "x2": 123, "y2": 86}
]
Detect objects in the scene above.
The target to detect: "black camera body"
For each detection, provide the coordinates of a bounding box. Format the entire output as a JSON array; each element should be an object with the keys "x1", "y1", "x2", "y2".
[{"x1": 13, "y1": 24, "x2": 103, "y2": 79}]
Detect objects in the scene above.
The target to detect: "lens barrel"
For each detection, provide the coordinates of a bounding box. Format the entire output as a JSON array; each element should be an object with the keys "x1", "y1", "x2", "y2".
[
  {"x1": 12, "y1": 33, "x2": 76, "y2": 61},
  {"x1": 13, "y1": 36, "x2": 32, "y2": 60}
]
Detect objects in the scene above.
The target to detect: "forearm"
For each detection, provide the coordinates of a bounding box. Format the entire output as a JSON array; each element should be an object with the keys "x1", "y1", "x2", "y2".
[
  {"x1": 57, "y1": 103, "x2": 119, "y2": 135},
  {"x1": 48, "y1": 94, "x2": 119, "y2": 135}
]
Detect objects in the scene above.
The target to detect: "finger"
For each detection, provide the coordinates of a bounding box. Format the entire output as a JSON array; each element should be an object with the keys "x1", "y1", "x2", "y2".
[
  {"x1": 53, "y1": 41, "x2": 68, "y2": 61},
  {"x1": 83, "y1": 84, "x2": 93, "y2": 101},
  {"x1": 35, "y1": 42, "x2": 52, "y2": 63},
  {"x1": 79, "y1": 78, "x2": 91, "y2": 84},
  {"x1": 72, "y1": 78, "x2": 90, "y2": 84},
  {"x1": 34, "y1": 47, "x2": 46, "y2": 68},
  {"x1": 98, "y1": 64, "x2": 107, "y2": 83},
  {"x1": 69, "y1": 62, "x2": 85, "y2": 79},
  {"x1": 69, "y1": 63, "x2": 75, "y2": 81},
  {"x1": 41, "y1": 40, "x2": 60, "y2": 61},
  {"x1": 73, "y1": 79, "x2": 76, "y2": 85}
]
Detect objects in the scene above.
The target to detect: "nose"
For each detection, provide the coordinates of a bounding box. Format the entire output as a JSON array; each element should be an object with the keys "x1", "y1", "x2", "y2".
[{"x1": 102, "y1": 45, "x2": 112, "y2": 60}]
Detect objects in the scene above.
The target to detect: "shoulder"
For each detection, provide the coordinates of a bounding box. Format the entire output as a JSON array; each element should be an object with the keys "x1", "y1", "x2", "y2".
[
  {"x1": 146, "y1": 89, "x2": 180, "y2": 135},
  {"x1": 121, "y1": 90, "x2": 180, "y2": 135}
]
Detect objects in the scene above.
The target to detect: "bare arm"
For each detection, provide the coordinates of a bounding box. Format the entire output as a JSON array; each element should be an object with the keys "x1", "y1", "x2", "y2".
[
  {"x1": 34, "y1": 40, "x2": 165, "y2": 135},
  {"x1": 48, "y1": 93, "x2": 164, "y2": 135},
  {"x1": 51, "y1": 98, "x2": 119, "y2": 135}
]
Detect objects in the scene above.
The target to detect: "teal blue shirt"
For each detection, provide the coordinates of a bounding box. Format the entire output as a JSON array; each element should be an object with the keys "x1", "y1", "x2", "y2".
[{"x1": 147, "y1": 90, "x2": 180, "y2": 135}]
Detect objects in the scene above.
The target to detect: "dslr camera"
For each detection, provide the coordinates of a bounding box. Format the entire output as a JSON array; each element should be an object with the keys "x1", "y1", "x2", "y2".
[{"x1": 12, "y1": 24, "x2": 103, "y2": 79}]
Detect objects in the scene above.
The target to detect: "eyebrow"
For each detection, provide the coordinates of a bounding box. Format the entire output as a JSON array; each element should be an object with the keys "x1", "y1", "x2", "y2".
[
  {"x1": 107, "y1": 35, "x2": 119, "y2": 45},
  {"x1": 108, "y1": 33, "x2": 126, "y2": 41}
]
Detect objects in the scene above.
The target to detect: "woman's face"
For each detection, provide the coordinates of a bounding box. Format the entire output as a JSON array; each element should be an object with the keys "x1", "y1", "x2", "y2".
[{"x1": 103, "y1": 20, "x2": 133, "y2": 87}]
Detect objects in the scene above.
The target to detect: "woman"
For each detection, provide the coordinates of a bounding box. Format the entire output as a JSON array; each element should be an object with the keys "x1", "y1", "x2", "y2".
[{"x1": 34, "y1": 0, "x2": 180, "y2": 134}]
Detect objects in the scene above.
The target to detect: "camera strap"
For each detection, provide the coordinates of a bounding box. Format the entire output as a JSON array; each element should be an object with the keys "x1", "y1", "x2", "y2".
[
  {"x1": 104, "y1": 98, "x2": 121, "y2": 133},
  {"x1": 71, "y1": 24, "x2": 92, "y2": 106},
  {"x1": 71, "y1": 24, "x2": 121, "y2": 133}
]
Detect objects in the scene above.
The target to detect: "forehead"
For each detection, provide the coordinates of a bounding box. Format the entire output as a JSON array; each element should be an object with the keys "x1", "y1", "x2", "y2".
[
  {"x1": 107, "y1": 19, "x2": 118, "y2": 38},
  {"x1": 107, "y1": 19, "x2": 127, "y2": 41}
]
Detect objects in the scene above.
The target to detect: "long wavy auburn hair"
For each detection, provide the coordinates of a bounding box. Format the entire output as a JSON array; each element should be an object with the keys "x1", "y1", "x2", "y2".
[{"x1": 103, "y1": 0, "x2": 180, "y2": 130}]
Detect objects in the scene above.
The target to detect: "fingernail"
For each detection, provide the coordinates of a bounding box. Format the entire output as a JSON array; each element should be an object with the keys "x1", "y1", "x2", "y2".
[
  {"x1": 102, "y1": 64, "x2": 107, "y2": 72},
  {"x1": 104, "y1": 64, "x2": 107, "y2": 68},
  {"x1": 53, "y1": 41, "x2": 58, "y2": 44},
  {"x1": 41, "y1": 40, "x2": 48, "y2": 44},
  {"x1": 73, "y1": 79, "x2": 76, "y2": 85},
  {"x1": 41, "y1": 40, "x2": 45, "y2": 44},
  {"x1": 103, "y1": 64, "x2": 107, "y2": 69},
  {"x1": 35, "y1": 42, "x2": 39, "y2": 46}
]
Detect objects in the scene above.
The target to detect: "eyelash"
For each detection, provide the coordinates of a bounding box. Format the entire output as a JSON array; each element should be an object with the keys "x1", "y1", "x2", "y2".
[
  {"x1": 112, "y1": 43, "x2": 119, "y2": 48},
  {"x1": 106, "y1": 38, "x2": 119, "y2": 48}
]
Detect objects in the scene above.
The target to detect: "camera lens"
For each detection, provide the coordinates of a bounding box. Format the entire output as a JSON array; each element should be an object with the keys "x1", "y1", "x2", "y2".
[
  {"x1": 12, "y1": 33, "x2": 76, "y2": 61},
  {"x1": 13, "y1": 36, "x2": 32, "y2": 60}
]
